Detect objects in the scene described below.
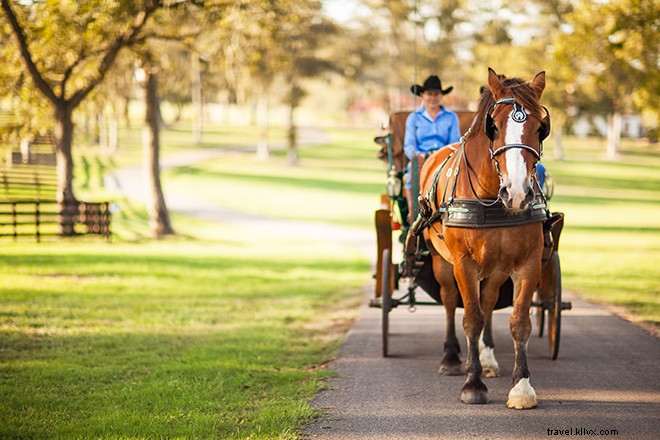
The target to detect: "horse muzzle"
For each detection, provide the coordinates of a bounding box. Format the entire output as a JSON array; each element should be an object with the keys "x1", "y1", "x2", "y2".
[{"x1": 499, "y1": 182, "x2": 535, "y2": 212}]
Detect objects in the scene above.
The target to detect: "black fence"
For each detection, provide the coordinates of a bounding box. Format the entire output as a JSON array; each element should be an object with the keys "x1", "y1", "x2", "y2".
[{"x1": 0, "y1": 200, "x2": 111, "y2": 241}]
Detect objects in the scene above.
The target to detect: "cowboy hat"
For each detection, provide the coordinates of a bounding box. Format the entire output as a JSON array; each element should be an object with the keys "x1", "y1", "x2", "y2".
[{"x1": 410, "y1": 75, "x2": 453, "y2": 96}]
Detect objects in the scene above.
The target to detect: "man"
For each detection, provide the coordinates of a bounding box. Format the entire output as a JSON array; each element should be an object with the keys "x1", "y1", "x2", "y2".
[{"x1": 403, "y1": 75, "x2": 460, "y2": 222}]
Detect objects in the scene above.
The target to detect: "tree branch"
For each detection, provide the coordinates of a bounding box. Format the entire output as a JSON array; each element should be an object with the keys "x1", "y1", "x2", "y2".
[
  {"x1": 69, "y1": 2, "x2": 162, "y2": 108},
  {"x1": 1, "y1": 0, "x2": 59, "y2": 105},
  {"x1": 60, "y1": 49, "x2": 88, "y2": 99}
]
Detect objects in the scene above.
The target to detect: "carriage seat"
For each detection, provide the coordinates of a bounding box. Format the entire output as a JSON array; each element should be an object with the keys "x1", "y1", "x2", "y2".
[{"x1": 375, "y1": 110, "x2": 477, "y2": 173}]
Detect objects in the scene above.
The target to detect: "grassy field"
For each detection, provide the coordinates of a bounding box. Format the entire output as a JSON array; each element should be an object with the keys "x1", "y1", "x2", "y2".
[
  {"x1": 0, "y1": 215, "x2": 368, "y2": 439},
  {"x1": 1, "y1": 123, "x2": 658, "y2": 439},
  {"x1": 541, "y1": 139, "x2": 660, "y2": 325}
]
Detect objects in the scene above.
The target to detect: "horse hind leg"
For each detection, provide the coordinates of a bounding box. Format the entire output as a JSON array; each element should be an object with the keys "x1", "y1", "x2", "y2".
[
  {"x1": 479, "y1": 332, "x2": 500, "y2": 378},
  {"x1": 478, "y1": 275, "x2": 507, "y2": 378}
]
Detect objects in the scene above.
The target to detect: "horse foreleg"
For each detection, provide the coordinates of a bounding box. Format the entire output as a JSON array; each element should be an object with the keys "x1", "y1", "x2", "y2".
[
  {"x1": 438, "y1": 281, "x2": 463, "y2": 375},
  {"x1": 506, "y1": 273, "x2": 539, "y2": 410},
  {"x1": 454, "y1": 262, "x2": 488, "y2": 404}
]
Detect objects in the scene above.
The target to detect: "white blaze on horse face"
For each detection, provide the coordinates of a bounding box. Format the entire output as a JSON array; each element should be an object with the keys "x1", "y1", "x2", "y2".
[{"x1": 503, "y1": 109, "x2": 530, "y2": 206}]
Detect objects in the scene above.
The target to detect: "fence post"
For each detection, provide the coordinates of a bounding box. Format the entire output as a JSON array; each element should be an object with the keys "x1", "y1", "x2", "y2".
[
  {"x1": 11, "y1": 202, "x2": 17, "y2": 241},
  {"x1": 57, "y1": 199, "x2": 79, "y2": 236},
  {"x1": 35, "y1": 201, "x2": 41, "y2": 243},
  {"x1": 103, "y1": 202, "x2": 111, "y2": 241}
]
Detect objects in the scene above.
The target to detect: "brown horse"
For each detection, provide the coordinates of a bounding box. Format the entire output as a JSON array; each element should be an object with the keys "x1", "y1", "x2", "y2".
[{"x1": 416, "y1": 68, "x2": 550, "y2": 409}]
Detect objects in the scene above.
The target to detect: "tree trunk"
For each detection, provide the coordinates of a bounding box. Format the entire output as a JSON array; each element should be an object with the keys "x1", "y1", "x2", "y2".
[
  {"x1": 553, "y1": 123, "x2": 564, "y2": 160},
  {"x1": 607, "y1": 112, "x2": 621, "y2": 159},
  {"x1": 53, "y1": 104, "x2": 79, "y2": 236},
  {"x1": 256, "y1": 88, "x2": 269, "y2": 160},
  {"x1": 287, "y1": 82, "x2": 298, "y2": 165},
  {"x1": 142, "y1": 66, "x2": 174, "y2": 238},
  {"x1": 98, "y1": 109, "x2": 108, "y2": 152},
  {"x1": 108, "y1": 115, "x2": 119, "y2": 154},
  {"x1": 191, "y1": 52, "x2": 203, "y2": 146}
]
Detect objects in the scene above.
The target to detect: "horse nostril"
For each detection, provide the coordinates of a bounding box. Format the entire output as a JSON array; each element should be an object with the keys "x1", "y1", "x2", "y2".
[
  {"x1": 523, "y1": 186, "x2": 535, "y2": 207},
  {"x1": 499, "y1": 186, "x2": 509, "y2": 200}
]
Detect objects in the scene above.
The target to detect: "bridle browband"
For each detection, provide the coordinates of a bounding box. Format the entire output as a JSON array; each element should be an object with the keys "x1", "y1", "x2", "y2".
[{"x1": 485, "y1": 97, "x2": 544, "y2": 161}]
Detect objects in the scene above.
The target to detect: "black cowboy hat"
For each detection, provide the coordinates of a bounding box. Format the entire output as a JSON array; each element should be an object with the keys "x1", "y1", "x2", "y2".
[{"x1": 410, "y1": 75, "x2": 453, "y2": 96}]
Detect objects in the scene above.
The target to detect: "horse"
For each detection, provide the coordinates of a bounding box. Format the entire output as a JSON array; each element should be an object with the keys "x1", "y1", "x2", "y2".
[{"x1": 413, "y1": 68, "x2": 551, "y2": 409}]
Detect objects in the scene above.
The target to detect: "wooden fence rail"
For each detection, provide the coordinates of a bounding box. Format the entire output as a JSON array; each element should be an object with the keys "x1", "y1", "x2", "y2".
[{"x1": 0, "y1": 200, "x2": 111, "y2": 241}]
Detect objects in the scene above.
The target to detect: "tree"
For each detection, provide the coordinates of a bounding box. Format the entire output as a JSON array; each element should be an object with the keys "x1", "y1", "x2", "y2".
[
  {"x1": 1, "y1": 0, "x2": 168, "y2": 234},
  {"x1": 1, "y1": 0, "x2": 218, "y2": 236},
  {"x1": 137, "y1": 53, "x2": 175, "y2": 237},
  {"x1": 551, "y1": 0, "x2": 659, "y2": 155}
]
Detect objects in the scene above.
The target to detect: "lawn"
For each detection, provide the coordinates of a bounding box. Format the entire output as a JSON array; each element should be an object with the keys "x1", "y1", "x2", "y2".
[
  {"x1": 0, "y1": 215, "x2": 368, "y2": 439},
  {"x1": 0, "y1": 124, "x2": 658, "y2": 439},
  {"x1": 540, "y1": 138, "x2": 660, "y2": 326}
]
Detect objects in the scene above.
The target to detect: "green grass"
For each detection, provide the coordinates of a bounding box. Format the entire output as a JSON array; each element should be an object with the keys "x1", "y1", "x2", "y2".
[
  {"x1": 165, "y1": 128, "x2": 384, "y2": 229},
  {"x1": 540, "y1": 137, "x2": 660, "y2": 325},
  {"x1": 0, "y1": 217, "x2": 367, "y2": 439},
  {"x1": 1, "y1": 124, "x2": 658, "y2": 438}
]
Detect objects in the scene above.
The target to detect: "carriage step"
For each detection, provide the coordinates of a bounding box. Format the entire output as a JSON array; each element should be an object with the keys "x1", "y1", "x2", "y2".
[
  {"x1": 368, "y1": 297, "x2": 401, "y2": 309},
  {"x1": 530, "y1": 300, "x2": 572, "y2": 311}
]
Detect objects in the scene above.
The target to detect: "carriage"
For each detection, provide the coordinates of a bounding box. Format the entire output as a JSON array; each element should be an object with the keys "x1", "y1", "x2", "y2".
[{"x1": 371, "y1": 99, "x2": 571, "y2": 365}]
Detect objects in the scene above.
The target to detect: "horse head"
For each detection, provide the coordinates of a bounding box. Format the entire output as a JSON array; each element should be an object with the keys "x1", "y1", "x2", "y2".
[{"x1": 483, "y1": 68, "x2": 550, "y2": 212}]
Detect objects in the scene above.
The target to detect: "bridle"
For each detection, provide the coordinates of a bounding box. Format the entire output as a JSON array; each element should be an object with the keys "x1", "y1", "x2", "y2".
[
  {"x1": 424, "y1": 96, "x2": 552, "y2": 212},
  {"x1": 485, "y1": 97, "x2": 549, "y2": 162}
]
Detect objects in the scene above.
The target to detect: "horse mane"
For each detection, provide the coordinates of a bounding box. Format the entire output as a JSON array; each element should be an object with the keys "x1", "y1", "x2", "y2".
[{"x1": 472, "y1": 75, "x2": 545, "y2": 139}]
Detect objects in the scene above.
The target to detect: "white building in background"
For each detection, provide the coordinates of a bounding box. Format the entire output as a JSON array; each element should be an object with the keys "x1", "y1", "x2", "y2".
[{"x1": 572, "y1": 115, "x2": 645, "y2": 138}]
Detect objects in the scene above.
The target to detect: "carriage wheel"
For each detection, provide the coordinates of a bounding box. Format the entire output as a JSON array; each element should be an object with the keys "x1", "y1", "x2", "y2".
[
  {"x1": 547, "y1": 253, "x2": 562, "y2": 360},
  {"x1": 381, "y1": 248, "x2": 392, "y2": 357}
]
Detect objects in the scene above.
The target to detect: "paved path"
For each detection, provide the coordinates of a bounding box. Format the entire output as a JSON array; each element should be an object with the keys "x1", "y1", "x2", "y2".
[
  {"x1": 108, "y1": 130, "x2": 660, "y2": 439},
  {"x1": 304, "y1": 286, "x2": 660, "y2": 439},
  {"x1": 105, "y1": 127, "x2": 374, "y2": 257}
]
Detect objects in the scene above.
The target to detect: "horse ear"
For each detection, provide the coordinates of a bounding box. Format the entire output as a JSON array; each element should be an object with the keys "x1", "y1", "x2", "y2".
[
  {"x1": 487, "y1": 67, "x2": 504, "y2": 99},
  {"x1": 532, "y1": 71, "x2": 546, "y2": 99}
]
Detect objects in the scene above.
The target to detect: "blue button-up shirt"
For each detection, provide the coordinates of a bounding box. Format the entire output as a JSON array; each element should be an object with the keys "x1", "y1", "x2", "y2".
[{"x1": 403, "y1": 107, "x2": 461, "y2": 159}]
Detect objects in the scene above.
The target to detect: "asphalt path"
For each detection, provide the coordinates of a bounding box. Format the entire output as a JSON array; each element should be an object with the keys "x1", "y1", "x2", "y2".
[
  {"x1": 304, "y1": 285, "x2": 660, "y2": 440},
  {"x1": 108, "y1": 131, "x2": 660, "y2": 439},
  {"x1": 105, "y1": 126, "x2": 374, "y2": 257}
]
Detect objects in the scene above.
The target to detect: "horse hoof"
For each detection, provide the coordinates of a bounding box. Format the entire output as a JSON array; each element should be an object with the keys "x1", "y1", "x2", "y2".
[
  {"x1": 439, "y1": 363, "x2": 464, "y2": 376},
  {"x1": 482, "y1": 366, "x2": 500, "y2": 378},
  {"x1": 506, "y1": 378, "x2": 537, "y2": 409},
  {"x1": 460, "y1": 382, "x2": 489, "y2": 404},
  {"x1": 479, "y1": 347, "x2": 500, "y2": 378}
]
